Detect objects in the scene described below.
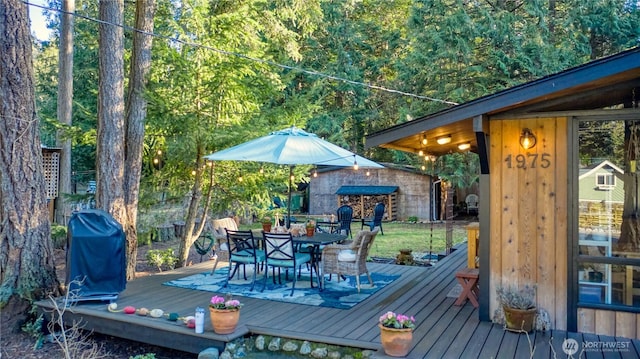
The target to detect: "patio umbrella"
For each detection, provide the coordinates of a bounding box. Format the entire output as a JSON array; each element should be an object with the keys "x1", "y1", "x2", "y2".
[{"x1": 204, "y1": 126, "x2": 384, "y2": 226}]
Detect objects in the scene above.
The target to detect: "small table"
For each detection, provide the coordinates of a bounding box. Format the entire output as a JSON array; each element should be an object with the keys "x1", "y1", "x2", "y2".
[
  {"x1": 454, "y1": 268, "x2": 479, "y2": 308},
  {"x1": 294, "y1": 232, "x2": 346, "y2": 288}
]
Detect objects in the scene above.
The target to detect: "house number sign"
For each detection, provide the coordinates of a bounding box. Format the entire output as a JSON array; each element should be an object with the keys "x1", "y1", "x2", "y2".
[{"x1": 504, "y1": 153, "x2": 551, "y2": 169}]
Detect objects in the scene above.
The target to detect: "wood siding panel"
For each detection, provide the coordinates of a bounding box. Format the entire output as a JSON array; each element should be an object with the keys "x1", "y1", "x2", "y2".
[
  {"x1": 489, "y1": 120, "x2": 503, "y2": 310},
  {"x1": 595, "y1": 310, "x2": 616, "y2": 335},
  {"x1": 579, "y1": 308, "x2": 596, "y2": 333},
  {"x1": 554, "y1": 117, "x2": 569, "y2": 330},
  {"x1": 489, "y1": 117, "x2": 568, "y2": 330},
  {"x1": 616, "y1": 312, "x2": 637, "y2": 339}
]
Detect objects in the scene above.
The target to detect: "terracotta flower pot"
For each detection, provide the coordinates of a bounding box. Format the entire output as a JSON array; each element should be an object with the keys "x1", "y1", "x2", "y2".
[
  {"x1": 502, "y1": 305, "x2": 537, "y2": 333},
  {"x1": 379, "y1": 324, "x2": 413, "y2": 357},
  {"x1": 306, "y1": 227, "x2": 315, "y2": 237},
  {"x1": 262, "y1": 223, "x2": 272, "y2": 233},
  {"x1": 209, "y1": 307, "x2": 240, "y2": 334}
]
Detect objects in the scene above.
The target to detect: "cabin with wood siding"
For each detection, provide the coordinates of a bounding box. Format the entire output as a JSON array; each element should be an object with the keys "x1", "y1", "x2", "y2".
[{"x1": 366, "y1": 47, "x2": 640, "y2": 339}]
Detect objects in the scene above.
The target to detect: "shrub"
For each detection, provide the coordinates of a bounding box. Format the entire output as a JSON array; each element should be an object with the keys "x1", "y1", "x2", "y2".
[
  {"x1": 146, "y1": 248, "x2": 178, "y2": 271},
  {"x1": 51, "y1": 224, "x2": 67, "y2": 249}
]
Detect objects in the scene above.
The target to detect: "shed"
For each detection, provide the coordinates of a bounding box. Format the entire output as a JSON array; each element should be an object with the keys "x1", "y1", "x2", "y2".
[
  {"x1": 308, "y1": 164, "x2": 431, "y2": 221},
  {"x1": 366, "y1": 47, "x2": 640, "y2": 338}
]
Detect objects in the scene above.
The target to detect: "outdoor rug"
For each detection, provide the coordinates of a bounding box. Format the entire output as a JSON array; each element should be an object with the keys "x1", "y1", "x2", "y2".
[{"x1": 163, "y1": 266, "x2": 399, "y2": 310}]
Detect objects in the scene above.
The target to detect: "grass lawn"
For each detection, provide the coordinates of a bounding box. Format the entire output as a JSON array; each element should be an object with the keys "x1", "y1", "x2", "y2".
[
  {"x1": 361, "y1": 221, "x2": 471, "y2": 259},
  {"x1": 245, "y1": 220, "x2": 472, "y2": 260}
]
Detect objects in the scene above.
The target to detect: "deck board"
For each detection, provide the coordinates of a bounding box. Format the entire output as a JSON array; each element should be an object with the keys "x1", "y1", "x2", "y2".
[{"x1": 36, "y1": 242, "x2": 640, "y2": 358}]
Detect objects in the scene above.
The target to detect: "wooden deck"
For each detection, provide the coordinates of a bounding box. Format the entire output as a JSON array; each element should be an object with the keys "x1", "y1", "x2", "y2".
[{"x1": 37, "y1": 243, "x2": 640, "y2": 358}]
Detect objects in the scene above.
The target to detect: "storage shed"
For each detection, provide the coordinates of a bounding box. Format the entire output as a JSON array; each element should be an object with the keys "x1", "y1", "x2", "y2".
[{"x1": 308, "y1": 164, "x2": 431, "y2": 221}]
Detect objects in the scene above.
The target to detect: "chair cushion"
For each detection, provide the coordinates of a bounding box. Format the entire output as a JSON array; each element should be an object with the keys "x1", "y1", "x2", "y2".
[
  {"x1": 337, "y1": 249, "x2": 356, "y2": 262},
  {"x1": 267, "y1": 252, "x2": 311, "y2": 267}
]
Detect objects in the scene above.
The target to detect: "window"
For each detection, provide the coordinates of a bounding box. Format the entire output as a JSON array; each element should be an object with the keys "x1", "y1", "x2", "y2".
[
  {"x1": 596, "y1": 173, "x2": 615, "y2": 189},
  {"x1": 577, "y1": 120, "x2": 640, "y2": 310}
]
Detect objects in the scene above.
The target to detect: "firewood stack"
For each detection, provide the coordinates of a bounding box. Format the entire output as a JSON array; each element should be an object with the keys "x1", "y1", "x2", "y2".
[{"x1": 339, "y1": 195, "x2": 389, "y2": 219}]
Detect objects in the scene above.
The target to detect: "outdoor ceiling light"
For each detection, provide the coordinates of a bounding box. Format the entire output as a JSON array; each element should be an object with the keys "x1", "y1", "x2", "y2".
[
  {"x1": 436, "y1": 135, "x2": 451, "y2": 145},
  {"x1": 519, "y1": 128, "x2": 537, "y2": 149},
  {"x1": 421, "y1": 134, "x2": 428, "y2": 145},
  {"x1": 458, "y1": 142, "x2": 471, "y2": 151}
]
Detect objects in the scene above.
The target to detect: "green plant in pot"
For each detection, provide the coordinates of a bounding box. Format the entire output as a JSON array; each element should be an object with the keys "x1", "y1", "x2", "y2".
[{"x1": 496, "y1": 284, "x2": 537, "y2": 333}]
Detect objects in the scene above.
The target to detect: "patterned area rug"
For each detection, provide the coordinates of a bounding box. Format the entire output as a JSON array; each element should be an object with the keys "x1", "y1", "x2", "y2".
[{"x1": 163, "y1": 266, "x2": 399, "y2": 310}]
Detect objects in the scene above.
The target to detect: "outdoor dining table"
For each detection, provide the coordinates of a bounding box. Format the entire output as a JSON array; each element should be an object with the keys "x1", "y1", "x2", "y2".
[{"x1": 293, "y1": 232, "x2": 347, "y2": 289}]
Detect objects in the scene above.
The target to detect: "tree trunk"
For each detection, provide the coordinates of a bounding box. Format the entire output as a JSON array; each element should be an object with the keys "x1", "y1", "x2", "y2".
[
  {"x1": 617, "y1": 120, "x2": 640, "y2": 251},
  {"x1": 96, "y1": 0, "x2": 127, "y2": 225},
  {"x1": 56, "y1": 0, "x2": 75, "y2": 225},
  {"x1": 123, "y1": 0, "x2": 156, "y2": 280},
  {"x1": 0, "y1": 0, "x2": 60, "y2": 332}
]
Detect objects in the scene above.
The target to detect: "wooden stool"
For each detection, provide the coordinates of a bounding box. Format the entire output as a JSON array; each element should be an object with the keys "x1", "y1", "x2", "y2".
[{"x1": 454, "y1": 268, "x2": 479, "y2": 308}]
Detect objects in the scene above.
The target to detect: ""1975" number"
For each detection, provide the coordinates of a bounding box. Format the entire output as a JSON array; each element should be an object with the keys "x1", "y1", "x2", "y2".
[{"x1": 504, "y1": 153, "x2": 551, "y2": 169}]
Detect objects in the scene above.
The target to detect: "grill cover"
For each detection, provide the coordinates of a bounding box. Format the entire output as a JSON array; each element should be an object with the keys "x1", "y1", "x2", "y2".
[{"x1": 66, "y1": 209, "x2": 126, "y2": 298}]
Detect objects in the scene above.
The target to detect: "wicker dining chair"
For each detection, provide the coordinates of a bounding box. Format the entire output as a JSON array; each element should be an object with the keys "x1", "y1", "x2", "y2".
[{"x1": 321, "y1": 228, "x2": 380, "y2": 293}]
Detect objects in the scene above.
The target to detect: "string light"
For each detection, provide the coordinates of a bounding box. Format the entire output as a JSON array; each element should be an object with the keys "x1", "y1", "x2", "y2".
[
  {"x1": 421, "y1": 134, "x2": 428, "y2": 145},
  {"x1": 353, "y1": 156, "x2": 359, "y2": 171}
]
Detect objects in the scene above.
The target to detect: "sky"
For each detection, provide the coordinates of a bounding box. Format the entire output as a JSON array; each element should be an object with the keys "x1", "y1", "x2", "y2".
[{"x1": 28, "y1": 0, "x2": 51, "y2": 41}]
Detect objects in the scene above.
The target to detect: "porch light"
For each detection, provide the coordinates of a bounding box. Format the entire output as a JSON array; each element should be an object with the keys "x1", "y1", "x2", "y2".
[
  {"x1": 436, "y1": 135, "x2": 451, "y2": 145},
  {"x1": 519, "y1": 128, "x2": 537, "y2": 149},
  {"x1": 458, "y1": 142, "x2": 471, "y2": 151},
  {"x1": 421, "y1": 134, "x2": 428, "y2": 145}
]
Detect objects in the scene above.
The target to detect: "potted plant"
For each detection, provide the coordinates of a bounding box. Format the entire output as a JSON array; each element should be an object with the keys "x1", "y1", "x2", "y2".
[
  {"x1": 496, "y1": 284, "x2": 537, "y2": 332},
  {"x1": 378, "y1": 311, "x2": 416, "y2": 357},
  {"x1": 261, "y1": 217, "x2": 272, "y2": 232},
  {"x1": 209, "y1": 295, "x2": 242, "y2": 334},
  {"x1": 305, "y1": 220, "x2": 316, "y2": 237}
]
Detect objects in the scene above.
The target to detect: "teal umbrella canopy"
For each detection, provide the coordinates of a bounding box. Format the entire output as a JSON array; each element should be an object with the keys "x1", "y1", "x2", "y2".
[
  {"x1": 204, "y1": 126, "x2": 383, "y2": 168},
  {"x1": 204, "y1": 126, "x2": 383, "y2": 227}
]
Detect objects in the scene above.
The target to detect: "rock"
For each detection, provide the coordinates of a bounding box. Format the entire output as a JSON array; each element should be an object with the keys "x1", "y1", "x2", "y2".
[
  {"x1": 255, "y1": 335, "x2": 265, "y2": 350},
  {"x1": 300, "y1": 341, "x2": 312, "y2": 355},
  {"x1": 282, "y1": 341, "x2": 298, "y2": 352},
  {"x1": 234, "y1": 345, "x2": 247, "y2": 358},
  {"x1": 328, "y1": 350, "x2": 341, "y2": 358},
  {"x1": 310, "y1": 347, "x2": 329, "y2": 358},
  {"x1": 225, "y1": 342, "x2": 237, "y2": 353},
  {"x1": 219, "y1": 351, "x2": 232, "y2": 359},
  {"x1": 361, "y1": 349, "x2": 375, "y2": 358},
  {"x1": 268, "y1": 337, "x2": 281, "y2": 351},
  {"x1": 198, "y1": 347, "x2": 219, "y2": 359}
]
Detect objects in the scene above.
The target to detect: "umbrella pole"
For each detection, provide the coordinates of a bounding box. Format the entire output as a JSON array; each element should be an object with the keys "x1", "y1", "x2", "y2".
[{"x1": 287, "y1": 166, "x2": 293, "y2": 229}]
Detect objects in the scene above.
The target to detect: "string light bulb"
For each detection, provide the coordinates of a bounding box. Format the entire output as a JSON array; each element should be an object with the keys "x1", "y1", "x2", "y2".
[
  {"x1": 353, "y1": 156, "x2": 359, "y2": 170},
  {"x1": 259, "y1": 166, "x2": 264, "y2": 174},
  {"x1": 366, "y1": 170, "x2": 370, "y2": 176},
  {"x1": 418, "y1": 149, "x2": 424, "y2": 156},
  {"x1": 421, "y1": 134, "x2": 428, "y2": 145}
]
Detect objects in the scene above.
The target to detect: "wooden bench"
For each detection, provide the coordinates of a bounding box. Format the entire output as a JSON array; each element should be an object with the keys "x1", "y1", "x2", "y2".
[{"x1": 454, "y1": 267, "x2": 479, "y2": 308}]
